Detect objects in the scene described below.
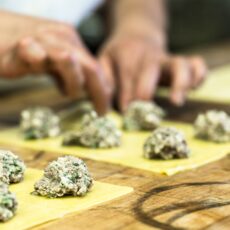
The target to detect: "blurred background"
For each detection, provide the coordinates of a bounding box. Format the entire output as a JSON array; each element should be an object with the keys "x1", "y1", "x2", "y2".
[
  {"x1": 0, "y1": 0, "x2": 230, "y2": 119},
  {"x1": 81, "y1": 0, "x2": 230, "y2": 53}
]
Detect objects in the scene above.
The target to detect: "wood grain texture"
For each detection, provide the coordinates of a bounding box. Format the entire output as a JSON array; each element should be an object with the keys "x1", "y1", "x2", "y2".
[{"x1": 0, "y1": 144, "x2": 229, "y2": 230}]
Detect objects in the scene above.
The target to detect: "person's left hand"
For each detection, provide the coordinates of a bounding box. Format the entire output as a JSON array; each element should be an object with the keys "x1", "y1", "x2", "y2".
[{"x1": 99, "y1": 31, "x2": 207, "y2": 111}]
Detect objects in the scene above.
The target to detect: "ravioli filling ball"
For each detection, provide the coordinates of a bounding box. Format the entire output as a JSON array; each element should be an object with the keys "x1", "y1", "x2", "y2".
[
  {"x1": 0, "y1": 150, "x2": 26, "y2": 184},
  {"x1": 33, "y1": 156, "x2": 93, "y2": 198},
  {"x1": 20, "y1": 106, "x2": 61, "y2": 139},
  {"x1": 0, "y1": 182, "x2": 18, "y2": 222},
  {"x1": 123, "y1": 101, "x2": 165, "y2": 131},
  {"x1": 194, "y1": 110, "x2": 230, "y2": 143},
  {"x1": 63, "y1": 111, "x2": 121, "y2": 148},
  {"x1": 144, "y1": 127, "x2": 190, "y2": 160}
]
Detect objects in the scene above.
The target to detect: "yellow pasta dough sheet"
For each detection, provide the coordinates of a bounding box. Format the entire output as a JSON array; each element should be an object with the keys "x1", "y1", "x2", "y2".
[
  {"x1": 157, "y1": 65, "x2": 230, "y2": 104},
  {"x1": 1, "y1": 168, "x2": 133, "y2": 230},
  {"x1": 0, "y1": 113, "x2": 229, "y2": 176}
]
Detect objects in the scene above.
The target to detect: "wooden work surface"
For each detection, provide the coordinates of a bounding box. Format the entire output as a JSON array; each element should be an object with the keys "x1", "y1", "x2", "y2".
[{"x1": 0, "y1": 44, "x2": 230, "y2": 229}]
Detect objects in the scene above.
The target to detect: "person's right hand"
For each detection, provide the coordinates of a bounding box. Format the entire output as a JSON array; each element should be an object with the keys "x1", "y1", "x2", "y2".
[{"x1": 0, "y1": 11, "x2": 109, "y2": 114}]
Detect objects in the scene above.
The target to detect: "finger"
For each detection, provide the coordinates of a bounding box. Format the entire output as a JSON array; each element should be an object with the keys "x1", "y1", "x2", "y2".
[
  {"x1": 114, "y1": 49, "x2": 139, "y2": 112},
  {"x1": 38, "y1": 32, "x2": 75, "y2": 53},
  {"x1": 0, "y1": 44, "x2": 29, "y2": 78},
  {"x1": 39, "y1": 33, "x2": 109, "y2": 113},
  {"x1": 38, "y1": 35, "x2": 85, "y2": 98},
  {"x1": 135, "y1": 59, "x2": 160, "y2": 100},
  {"x1": 188, "y1": 56, "x2": 208, "y2": 88},
  {"x1": 117, "y1": 61, "x2": 135, "y2": 112},
  {"x1": 98, "y1": 54, "x2": 115, "y2": 102},
  {"x1": 169, "y1": 57, "x2": 191, "y2": 106},
  {"x1": 83, "y1": 60, "x2": 109, "y2": 115},
  {"x1": 17, "y1": 37, "x2": 47, "y2": 73},
  {"x1": 49, "y1": 50, "x2": 84, "y2": 98}
]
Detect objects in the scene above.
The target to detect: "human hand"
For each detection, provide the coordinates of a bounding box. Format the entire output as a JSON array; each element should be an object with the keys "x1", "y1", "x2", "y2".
[
  {"x1": 0, "y1": 11, "x2": 109, "y2": 114},
  {"x1": 99, "y1": 29, "x2": 207, "y2": 111}
]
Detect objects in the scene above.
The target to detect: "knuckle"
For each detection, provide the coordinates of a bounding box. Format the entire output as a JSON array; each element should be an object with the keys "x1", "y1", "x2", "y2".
[
  {"x1": 190, "y1": 55, "x2": 204, "y2": 62},
  {"x1": 171, "y1": 56, "x2": 186, "y2": 64},
  {"x1": 59, "y1": 52, "x2": 76, "y2": 64},
  {"x1": 83, "y1": 56, "x2": 101, "y2": 76},
  {"x1": 190, "y1": 56, "x2": 207, "y2": 69},
  {"x1": 17, "y1": 40, "x2": 30, "y2": 56},
  {"x1": 86, "y1": 63, "x2": 102, "y2": 80},
  {"x1": 58, "y1": 23, "x2": 76, "y2": 36}
]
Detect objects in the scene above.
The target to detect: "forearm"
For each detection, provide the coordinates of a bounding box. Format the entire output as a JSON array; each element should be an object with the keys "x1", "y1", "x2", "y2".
[{"x1": 111, "y1": 0, "x2": 167, "y2": 49}]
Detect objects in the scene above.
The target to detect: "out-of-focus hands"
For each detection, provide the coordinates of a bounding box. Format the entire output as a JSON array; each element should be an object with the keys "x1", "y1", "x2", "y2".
[
  {"x1": 99, "y1": 18, "x2": 207, "y2": 111},
  {"x1": 0, "y1": 11, "x2": 109, "y2": 114}
]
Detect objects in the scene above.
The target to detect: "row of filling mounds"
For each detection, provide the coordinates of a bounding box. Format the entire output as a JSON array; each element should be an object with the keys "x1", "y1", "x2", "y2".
[
  {"x1": 0, "y1": 101, "x2": 229, "y2": 175},
  {"x1": 20, "y1": 100, "x2": 230, "y2": 151}
]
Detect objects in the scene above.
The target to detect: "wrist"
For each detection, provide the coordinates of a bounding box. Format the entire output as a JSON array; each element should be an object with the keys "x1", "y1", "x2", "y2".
[{"x1": 113, "y1": 17, "x2": 167, "y2": 50}]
